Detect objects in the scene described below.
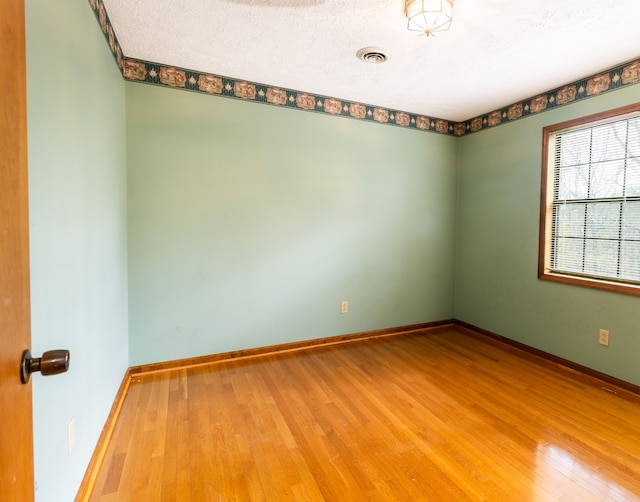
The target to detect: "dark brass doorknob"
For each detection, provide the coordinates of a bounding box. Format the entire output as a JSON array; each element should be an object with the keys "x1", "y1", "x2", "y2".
[{"x1": 20, "y1": 349, "x2": 70, "y2": 384}]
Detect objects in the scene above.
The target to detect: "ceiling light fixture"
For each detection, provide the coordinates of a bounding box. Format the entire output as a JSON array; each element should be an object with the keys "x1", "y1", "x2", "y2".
[{"x1": 405, "y1": 0, "x2": 454, "y2": 37}]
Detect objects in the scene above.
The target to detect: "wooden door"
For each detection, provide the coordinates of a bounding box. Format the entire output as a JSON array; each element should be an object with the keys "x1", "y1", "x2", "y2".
[{"x1": 0, "y1": 0, "x2": 35, "y2": 500}]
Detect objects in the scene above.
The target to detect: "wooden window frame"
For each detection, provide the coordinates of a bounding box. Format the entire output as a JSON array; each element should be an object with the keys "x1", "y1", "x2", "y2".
[{"x1": 539, "y1": 102, "x2": 640, "y2": 297}]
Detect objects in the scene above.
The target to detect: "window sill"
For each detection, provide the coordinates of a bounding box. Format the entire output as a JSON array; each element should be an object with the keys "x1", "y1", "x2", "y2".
[{"x1": 538, "y1": 271, "x2": 640, "y2": 297}]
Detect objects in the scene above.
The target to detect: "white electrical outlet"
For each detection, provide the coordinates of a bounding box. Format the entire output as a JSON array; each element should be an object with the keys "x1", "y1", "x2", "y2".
[
  {"x1": 340, "y1": 301, "x2": 348, "y2": 314},
  {"x1": 599, "y1": 329, "x2": 610, "y2": 346},
  {"x1": 68, "y1": 418, "x2": 75, "y2": 454}
]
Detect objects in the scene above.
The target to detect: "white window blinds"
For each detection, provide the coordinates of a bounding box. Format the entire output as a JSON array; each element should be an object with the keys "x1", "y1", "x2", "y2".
[{"x1": 550, "y1": 115, "x2": 640, "y2": 284}]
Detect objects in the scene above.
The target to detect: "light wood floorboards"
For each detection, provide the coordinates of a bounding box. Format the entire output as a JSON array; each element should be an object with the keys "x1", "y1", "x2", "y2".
[{"x1": 89, "y1": 326, "x2": 640, "y2": 501}]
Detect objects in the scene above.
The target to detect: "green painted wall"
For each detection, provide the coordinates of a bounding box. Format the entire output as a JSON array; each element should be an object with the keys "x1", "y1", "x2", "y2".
[
  {"x1": 126, "y1": 83, "x2": 458, "y2": 365},
  {"x1": 26, "y1": 1, "x2": 129, "y2": 500},
  {"x1": 455, "y1": 85, "x2": 640, "y2": 387}
]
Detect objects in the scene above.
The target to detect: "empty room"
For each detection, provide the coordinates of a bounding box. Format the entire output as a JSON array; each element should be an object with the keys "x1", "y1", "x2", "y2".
[{"x1": 2, "y1": 0, "x2": 640, "y2": 500}]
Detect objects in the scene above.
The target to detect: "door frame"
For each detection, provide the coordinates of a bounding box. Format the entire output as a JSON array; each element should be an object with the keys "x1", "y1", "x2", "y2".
[{"x1": 0, "y1": 0, "x2": 35, "y2": 500}]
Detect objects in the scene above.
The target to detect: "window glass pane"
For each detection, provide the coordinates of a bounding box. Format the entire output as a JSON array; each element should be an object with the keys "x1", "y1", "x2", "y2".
[
  {"x1": 627, "y1": 117, "x2": 640, "y2": 157},
  {"x1": 558, "y1": 130, "x2": 591, "y2": 167},
  {"x1": 626, "y1": 157, "x2": 640, "y2": 196},
  {"x1": 622, "y1": 201, "x2": 640, "y2": 241},
  {"x1": 553, "y1": 237, "x2": 584, "y2": 273},
  {"x1": 585, "y1": 202, "x2": 620, "y2": 239},
  {"x1": 556, "y1": 164, "x2": 589, "y2": 200},
  {"x1": 620, "y1": 241, "x2": 640, "y2": 281},
  {"x1": 591, "y1": 121, "x2": 627, "y2": 162},
  {"x1": 584, "y1": 239, "x2": 618, "y2": 277},
  {"x1": 589, "y1": 160, "x2": 625, "y2": 198},
  {"x1": 554, "y1": 203, "x2": 584, "y2": 237}
]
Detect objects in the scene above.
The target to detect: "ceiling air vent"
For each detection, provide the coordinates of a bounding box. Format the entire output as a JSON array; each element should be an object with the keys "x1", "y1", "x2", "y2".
[{"x1": 356, "y1": 47, "x2": 390, "y2": 64}]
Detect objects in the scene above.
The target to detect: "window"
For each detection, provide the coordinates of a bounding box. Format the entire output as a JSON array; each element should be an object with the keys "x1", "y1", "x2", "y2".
[{"x1": 539, "y1": 103, "x2": 640, "y2": 296}]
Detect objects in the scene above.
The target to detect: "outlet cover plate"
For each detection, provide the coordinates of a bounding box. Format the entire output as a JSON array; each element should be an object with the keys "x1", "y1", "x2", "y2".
[{"x1": 599, "y1": 329, "x2": 609, "y2": 346}]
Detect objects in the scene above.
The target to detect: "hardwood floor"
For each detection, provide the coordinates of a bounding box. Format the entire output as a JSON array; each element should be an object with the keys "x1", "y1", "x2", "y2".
[{"x1": 89, "y1": 326, "x2": 640, "y2": 501}]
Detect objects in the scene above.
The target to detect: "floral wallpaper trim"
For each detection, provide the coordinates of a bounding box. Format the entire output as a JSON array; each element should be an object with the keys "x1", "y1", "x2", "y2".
[
  {"x1": 88, "y1": 0, "x2": 124, "y2": 74},
  {"x1": 121, "y1": 58, "x2": 457, "y2": 135},
  {"x1": 88, "y1": 0, "x2": 640, "y2": 137},
  {"x1": 461, "y1": 59, "x2": 640, "y2": 135}
]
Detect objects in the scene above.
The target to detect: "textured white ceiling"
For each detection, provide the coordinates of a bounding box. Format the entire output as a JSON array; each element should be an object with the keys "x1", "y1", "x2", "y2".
[{"x1": 102, "y1": 0, "x2": 640, "y2": 122}]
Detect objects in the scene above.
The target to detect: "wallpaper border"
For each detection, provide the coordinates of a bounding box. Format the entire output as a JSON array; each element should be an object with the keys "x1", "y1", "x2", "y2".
[
  {"x1": 462, "y1": 59, "x2": 640, "y2": 135},
  {"x1": 89, "y1": 0, "x2": 640, "y2": 137}
]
